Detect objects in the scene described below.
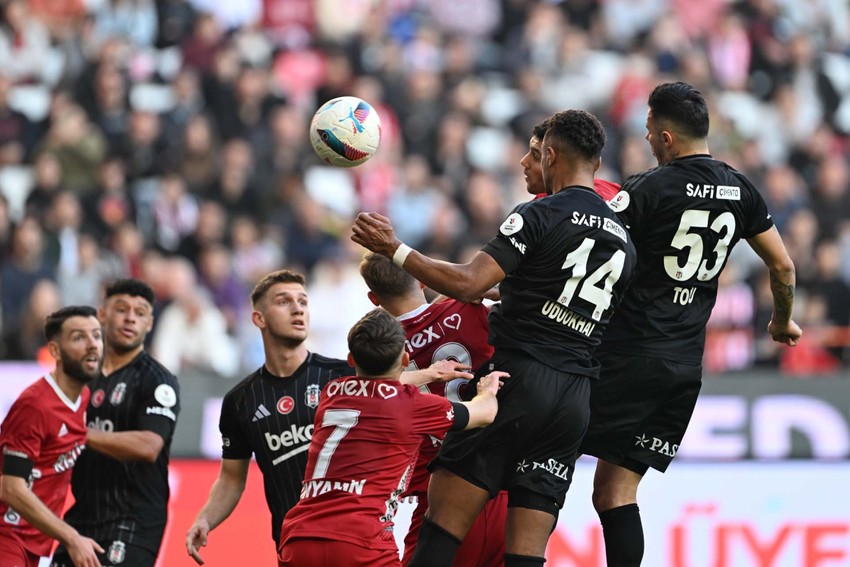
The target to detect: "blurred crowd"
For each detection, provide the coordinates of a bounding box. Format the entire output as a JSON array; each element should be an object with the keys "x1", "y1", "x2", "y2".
[{"x1": 0, "y1": 0, "x2": 849, "y2": 376}]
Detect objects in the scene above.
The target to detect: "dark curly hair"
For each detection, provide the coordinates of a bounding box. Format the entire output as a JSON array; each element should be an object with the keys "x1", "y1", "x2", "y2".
[
  {"x1": 543, "y1": 110, "x2": 606, "y2": 161},
  {"x1": 648, "y1": 82, "x2": 709, "y2": 139},
  {"x1": 104, "y1": 278, "x2": 155, "y2": 307}
]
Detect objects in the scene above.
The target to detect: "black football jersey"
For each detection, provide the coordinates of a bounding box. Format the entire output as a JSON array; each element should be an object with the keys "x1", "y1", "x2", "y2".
[
  {"x1": 601, "y1": 154, "x2": 774, "y2": 363},
  {"x1": 483, "y1": 185, "x2": 637, "y2": 378},
  {"x1": 65, "y1": 351, "x2": 180, "y2": 554},
  {"x1": 219, "y1": 353, "x2": 353, "y2": 545}
]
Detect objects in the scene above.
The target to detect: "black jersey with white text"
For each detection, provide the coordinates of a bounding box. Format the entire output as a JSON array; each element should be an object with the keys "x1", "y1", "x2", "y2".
[
  {"x1": 483, "y1": 185, "x2": 636, "y2": 378},
  {"x1": 219, "y1": 353, "x2": 353, "y2": 545},
  {"x1": 601, "y1": 154, "x2": 774, "y2": 363},
  {"x1": 64, "y1": 351, "x2": 180, "y2": 554}
]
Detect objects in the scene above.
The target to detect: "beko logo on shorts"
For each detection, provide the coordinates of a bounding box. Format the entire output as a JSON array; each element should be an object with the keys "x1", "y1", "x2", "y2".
[{"x1": 264, "y1": 424, "x2": 314, "y2": 451}]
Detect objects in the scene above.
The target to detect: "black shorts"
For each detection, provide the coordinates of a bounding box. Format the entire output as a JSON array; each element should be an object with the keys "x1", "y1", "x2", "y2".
[
  {"x1": 580, "y1": 351, "x2": 702, "y2": 474},
  {"x1": 53, "y1": 539, "x2": 157, "y2": 567},
  {"x1": 432, "y1": 350, "x2": 590, "y2": 510}
]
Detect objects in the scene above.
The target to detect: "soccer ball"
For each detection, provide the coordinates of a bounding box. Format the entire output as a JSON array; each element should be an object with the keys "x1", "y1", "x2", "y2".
[{"x1": 309, "y1": 96, "x2": 382, "y2": 168}]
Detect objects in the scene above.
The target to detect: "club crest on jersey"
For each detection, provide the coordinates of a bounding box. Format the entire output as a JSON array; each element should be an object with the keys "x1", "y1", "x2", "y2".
[
  {"x1": 608, "y1": 191, "x2": 630, "y2": 212},
  {"x1": 108, "y1": 540, "x2": 126, "y2": 564},
  {"x1": 499, "y1": 213, "x2": 524, "y2": 235},
  {"x1": 277, "y1": 396, "x2": 295, "y2": 414},
  {"x1": 110, "y1": 383, "x2": 127, "y2": 405},
  {"x1": 305, "y1": 384, "x2": 320, "y2": 409},
  {"x1": 91, "y1": 389, "x2": 105, "y2": 407}
]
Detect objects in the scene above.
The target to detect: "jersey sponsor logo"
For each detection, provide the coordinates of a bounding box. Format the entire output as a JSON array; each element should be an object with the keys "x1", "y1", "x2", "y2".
[
  {"x1": 58, "y1": 423, "x2": 68, "y2": 437},
  {"x1": 300, "y1": 478, "x2": 366, "y2": 499},
  {"x1": 541, "y1": 301, "x2": 596, "y2": 337},
  {"x1": 571, "y1": 211, "x2": 603, "y2": 228},
  {"x1": 53, "y1": 442, "x2": 85, "y2": 473},
  {"x1": 277, "y1": 396, "x2": 295, "y2": 414},
  {"x1": 252, "y1": 404, "x2": 272, "y2": 422},
  {"x1": 603, "y1": 218, "x2": 628, "y2": 243},
  {"x1": 635, "y1": 433, "x2": 678, "y2": 457},
  {"x1": 326, "y1": 380, "x2": 371, "y2": 398},
  {"x1": 515, "y1": 457, "x2": 570, "y2": 480},
  {"x1": 110, "y1": 383, "x2": 127, "y2": 405},
  {"x1": 443, "y1": 313, "x2": 461, "y2": 330},
  {"x1": 499, "y1": 213, "x2": 524, "y2": 235},
  {"x1": 266, "y1": 425, "x2": 315, "y2": 464},
  {"x1": 154, "y1": 384, "x2": 177, "y2": 408},
  {"x1": 377, "y1": 383, "x2": 398, "y2": 399},
  {"x1": 88, "y1": 416, "x2": 115, "y2": 432},
  {"x1": 717, "y1": 185, "x2": 741, "y2": 200},
  {"x1": 305, "y1": 383, "x2": 320, "y2": 409},
  {"x1": 91, "y1": 389, "x2": 105, "y2": 407},
  {"x1": 509, "y1": 236, "x2": 527, "y2": 254},
  {"x1": 107, "y1": 540, "x2": 126, "y2": 564},
  {"x1": 608, "y1": 191, "x2": 630, "y2": 212},
  {"x1": 146, "y1": 405, "x2": 177, "y2": 421},
  {"x1": 405, "y1": 323, "x2": 446, "y2": 353}
]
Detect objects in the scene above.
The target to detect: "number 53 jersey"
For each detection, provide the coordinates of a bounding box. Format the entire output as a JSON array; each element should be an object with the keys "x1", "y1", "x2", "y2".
[
  {"x1": 483, "y1": 185, "x2": 637, "y2": 379},
  {"x1": 603, "y1": 154, "x2": 774, "y2": 363}
]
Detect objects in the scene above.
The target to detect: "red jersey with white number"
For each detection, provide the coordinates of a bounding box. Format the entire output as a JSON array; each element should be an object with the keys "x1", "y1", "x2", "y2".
[
  {"x1": 534, "y1": 178, "x2": 621, "y2": 202},
  {"x1": 399, "y1": 299, "x2": 493, "y2": 495},
  {"x1": 278, "y1": 377, "x2": 455, "y2": 551},
  {"x1": 0, "y1": 375, "x2": 89, "y2": 556}
]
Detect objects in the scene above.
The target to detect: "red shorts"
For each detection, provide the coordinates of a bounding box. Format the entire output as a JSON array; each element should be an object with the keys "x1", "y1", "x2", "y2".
[
  {"x1": 0, "y1": 534, "x2": 40, "y2": 567},
  {"x1": 402, "y1": 491, "x2": 507, "y2": 567},
  {"x1": 278, "y1": 537, "x2": 400, "y2": 567}
]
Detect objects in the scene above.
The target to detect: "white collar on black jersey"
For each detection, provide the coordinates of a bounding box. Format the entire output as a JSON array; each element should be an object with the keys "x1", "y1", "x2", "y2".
[
  {"x1": 397, "y1": 303, "x2": 431, "y2": 322},
  {"x1": 44, "y1": 373, "x2": 83, "y2": 412}
]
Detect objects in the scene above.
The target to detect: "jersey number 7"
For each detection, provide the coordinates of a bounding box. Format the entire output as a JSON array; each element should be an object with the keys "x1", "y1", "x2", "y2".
[{"x1": 310, "y1": 409, "x2": 360, "y2": 479}]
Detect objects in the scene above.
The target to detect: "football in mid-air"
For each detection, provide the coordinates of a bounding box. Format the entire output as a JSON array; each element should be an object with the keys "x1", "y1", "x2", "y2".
[{"x1": 309, "y1": 96, "x2": 381, "y2": 168}]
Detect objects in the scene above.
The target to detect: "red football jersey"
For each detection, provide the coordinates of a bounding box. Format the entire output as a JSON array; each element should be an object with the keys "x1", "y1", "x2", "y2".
[
  {"x1": 0, "y1": 375, "x2": 89, "y2": 556},
  {"x1": 278, "y1": 377, "x2": 455, "y2": 551},
  {"x1": 398, "y1": 299, "x2": 493, "y2": 495},
  {"x1": 534, "y1": 178, "x2": 621, "y2": 202}
]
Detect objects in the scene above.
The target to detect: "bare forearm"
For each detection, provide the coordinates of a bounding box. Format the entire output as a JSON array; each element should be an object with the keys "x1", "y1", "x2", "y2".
[
  {"x1": 462, "y1": 393, "x2": 498, "y2": 429},
  {"x1": 194, "y1": 475, "x2": 246, "y2": 532},
  {"x1": 401, "y1": 251, "x2": 493, "y2": 303},
  {"x1": 0, "y1": 479, "x2": 78, "y2": 546},
  {"x1": 769, "y1": 267, "x2": 795, "y2": 324},
  {"x1": 86, "y1": 429, "x2": 163, "y2": 463}
]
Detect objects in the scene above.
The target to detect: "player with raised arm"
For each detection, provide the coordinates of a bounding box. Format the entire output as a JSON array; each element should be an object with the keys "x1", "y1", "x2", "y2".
[
  {"x1": 579, "y1": 82, "x2": 802, "y2": 567},
  {"x1": 0, "y1": 306, "x2": 102, "y2": 567},
  {"x1": 360, "y1": 252, "x2": 504, "y2": 566},
  {"x1": 186, "y1": 270, "x2": 473, "y2": 564},
  {"x1": 353, "y1": 109, "x2": 637, "y2": 567},
  {"x1": 53, "y1": 280, "x2": 180, "y2": 567},
  {"x1": 277, "y1": 308, "x2": 507, "y2": 567}
]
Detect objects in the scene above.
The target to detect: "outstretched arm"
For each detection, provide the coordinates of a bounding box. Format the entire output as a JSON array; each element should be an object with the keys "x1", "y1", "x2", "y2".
[
  {"x1": 85, "y1": 429, "x2": 165, "y2": 463},
  {"x1": 459, "y1": 371, "x2": 507, "y2": 429},
  {"x1": 186, "y1": 458, "x2": 251, "y2": 565},
  {"x1": 0, "y1": 473, "x2": 103, "y2": 567},
  {"x1": 352, "y1": 212, "x2": 505, "y2": 303},
  {"x1": 747, "y1": 226, "x2": 802, "y2": 346}
]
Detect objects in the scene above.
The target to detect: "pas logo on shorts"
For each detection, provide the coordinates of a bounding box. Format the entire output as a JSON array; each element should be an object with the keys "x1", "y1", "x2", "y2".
[
  {"x1": 499, "y1": 213, "x2": 524, "y2": 236},
  {"x1": 305, "y1": 383, "x2": 320, "y2": 409}
]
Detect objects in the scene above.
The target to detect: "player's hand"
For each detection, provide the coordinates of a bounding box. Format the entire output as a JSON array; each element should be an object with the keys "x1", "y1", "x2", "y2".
[
  {"x1": 186, "y1": 519, "x2": 211, "y2": 565},
  {"x1": 67, "y1": 533, "x2": 103, "y2": 567},
  {"x1": 427, "y1": 359, "x2": 474, "y2": 383},
  {"x1": 351, "y1": 212, "x2": 401, "y2": 257},
  {"x1": 477, "y1": 371, "x2": 509, "y2": 396},
  {"x1": 768, "y1": 318, "x2": 802, "y2": 346},
  {"x1": 480, "y1": 286, "x2": 500, "y2": 302}
]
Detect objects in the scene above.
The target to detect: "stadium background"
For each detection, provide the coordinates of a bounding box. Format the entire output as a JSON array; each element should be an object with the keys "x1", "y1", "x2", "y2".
[{"x1": 0, "y1": 0, "x2": 848, "y2": 565}]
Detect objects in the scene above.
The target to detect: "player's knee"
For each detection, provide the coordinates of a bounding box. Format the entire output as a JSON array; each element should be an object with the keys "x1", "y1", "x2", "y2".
[{"x1": 507, "y1": 488, "x2": 560, "y2": 520}]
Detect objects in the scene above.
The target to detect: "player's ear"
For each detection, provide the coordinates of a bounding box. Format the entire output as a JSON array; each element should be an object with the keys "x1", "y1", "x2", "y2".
[
  {"x1": 593, "y1": 156, "x2": 602, "y2": 173},
  {"x1": 97, "y1": 307, "x2": 106, "y2": 324},
  {"x1": 367, "y1": 291, "x2": 380, "y2": 307},
  {"x1": 347, "y1": 352, "x2": 356, "y2": 367},
  {"x1": 251, "y1": 309, "x2": 265, "y2": 330},
  {"x1": 400, "y1": 351, "x2": 410, "y2": 368},
  {"x1": 46, "y1": 340, "x2": 61, "y2": 365}
]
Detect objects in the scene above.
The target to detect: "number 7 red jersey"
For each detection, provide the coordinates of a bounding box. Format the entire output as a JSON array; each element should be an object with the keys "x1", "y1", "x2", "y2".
[{"x1": 278, "y1": 377, "x2": 456, "y2": 552}]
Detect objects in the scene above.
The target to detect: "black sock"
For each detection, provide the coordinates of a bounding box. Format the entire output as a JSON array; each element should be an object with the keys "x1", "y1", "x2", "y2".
[
  {"x1": 408, "y1": 518, "x2": 461, "y2": 566},
  {"x1": 599, "y1": 503, "x2": 644, "y2": 567},
  {"x1": 504, "y1": 553, "x2": 546, "y2": 566}
]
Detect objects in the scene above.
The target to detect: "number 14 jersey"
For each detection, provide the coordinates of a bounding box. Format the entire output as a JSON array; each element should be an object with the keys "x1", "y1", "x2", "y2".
[{"x1": 602, "y1": 154, "x2": 774, "y2": 363}]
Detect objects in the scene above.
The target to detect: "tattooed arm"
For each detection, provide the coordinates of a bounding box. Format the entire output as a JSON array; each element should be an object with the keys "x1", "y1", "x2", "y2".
[{"x1": 747, "y1": 226, "x2": 802, "y2": 346}]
